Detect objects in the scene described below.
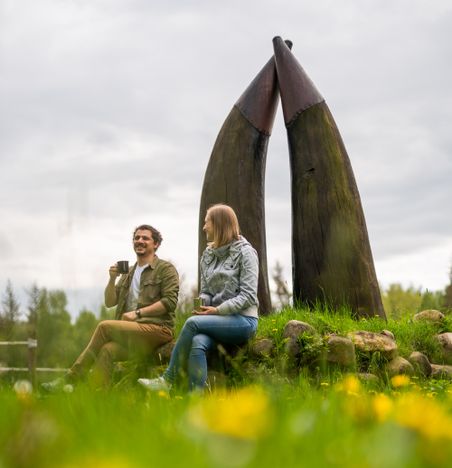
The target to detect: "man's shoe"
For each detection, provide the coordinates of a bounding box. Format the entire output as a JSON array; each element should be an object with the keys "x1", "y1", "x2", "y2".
[
  {"x1": 41, "y1": 377, "x2": 74, "y2": 394},
  {"x1": 137, "y1": 376, "x2": 171, "y2": 391}
]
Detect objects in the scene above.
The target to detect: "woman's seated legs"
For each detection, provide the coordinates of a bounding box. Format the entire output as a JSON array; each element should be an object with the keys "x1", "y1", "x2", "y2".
[
  {"x1": 189, "y1": 333, "x2": 216, "y2": 390},
  {"x1": 164, "y1": 314, "x2": 257, "y2": 387}
]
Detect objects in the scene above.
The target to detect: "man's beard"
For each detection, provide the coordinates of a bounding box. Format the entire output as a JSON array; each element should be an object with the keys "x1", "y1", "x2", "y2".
[{"x1": 135, "y1": 245, "x2": 146, "y2": 256}]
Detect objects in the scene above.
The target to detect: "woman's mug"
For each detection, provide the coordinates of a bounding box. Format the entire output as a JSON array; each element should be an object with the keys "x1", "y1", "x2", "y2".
[{"x1": 193, "y1": 297, "x2": 204, "y2": 312}]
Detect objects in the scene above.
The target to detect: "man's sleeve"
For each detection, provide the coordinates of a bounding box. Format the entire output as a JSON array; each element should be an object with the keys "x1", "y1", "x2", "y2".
[
  {"x1": 110, "y1": 276, "x2": 125, "y2": 306},
  {"x1": 159, "y1": 263, "x2": 180, "y2": 313}
]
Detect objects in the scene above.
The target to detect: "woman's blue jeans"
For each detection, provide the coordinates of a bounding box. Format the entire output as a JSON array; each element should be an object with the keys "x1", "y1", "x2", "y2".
[{"x1": 163, "y1": 314, "x2": 257, "y2": 390}]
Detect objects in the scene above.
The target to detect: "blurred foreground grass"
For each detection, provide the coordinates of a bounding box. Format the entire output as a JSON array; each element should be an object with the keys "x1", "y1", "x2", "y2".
[{"x1": 2, "y1": 375, "x2": 452, "y2": 468}]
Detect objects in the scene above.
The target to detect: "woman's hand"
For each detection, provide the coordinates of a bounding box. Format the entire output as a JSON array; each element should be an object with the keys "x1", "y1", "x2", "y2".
[{"x1": 193, "y1": 306, "x2": 218, "y2": 315}]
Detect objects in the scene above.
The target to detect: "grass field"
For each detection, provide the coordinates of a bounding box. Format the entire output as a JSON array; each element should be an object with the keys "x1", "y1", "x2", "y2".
[{"x1": 2, "y1": 308, "x2": 452, "y2": 468}]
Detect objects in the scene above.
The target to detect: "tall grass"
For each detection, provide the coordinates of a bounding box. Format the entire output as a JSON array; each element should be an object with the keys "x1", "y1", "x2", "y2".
[
  {"x1": 2, "y1": 375, "x2": 452, "y2": 468},
  {"x1": 2, "y1": 306, "x2": 452, "y2": 467}
]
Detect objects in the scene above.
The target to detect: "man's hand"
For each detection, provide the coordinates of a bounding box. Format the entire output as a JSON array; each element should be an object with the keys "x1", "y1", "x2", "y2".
[
  {"x1": 121, "y1": 311, "x2": 138, "y2": 321},
  {"x1": 193, "y1": 306, "x2": 218, "y2": 315},
  {"x1": 109, "y1": 264, "x2": 120, "y2": 281}
]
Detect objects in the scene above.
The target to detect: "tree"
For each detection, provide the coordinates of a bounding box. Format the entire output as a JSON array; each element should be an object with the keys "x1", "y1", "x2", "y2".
[
  {"x1": 176, "y1": 274, "x2": 198, "y2": 315},
  {"x1": 0, "y1": 279, "x2": 21, "y2": 340},
  {"x1": 381, "y1": 284, "x2": 422, "y2": 319},
  {"x1": 26, "y1": 283, "x2": 41, "y2": 339},
  {"x1": 272, "y1": 261, "x2": 292, "y2": 309},
  {"x1": 72, "y1": 309, "x2": 98, "y2": 361},
  {"x1": 419, "y1": 289, "x2": 444, "y2": 311},
  {"x1": 99, "y1": 304, "x2": 115, "y2": 321},
  {"x1": 444, "y1": 265, "x2": 452, "y2": 311},
  {"x1": 36, "y1": 289, "x2": 75, "y2": 367}
]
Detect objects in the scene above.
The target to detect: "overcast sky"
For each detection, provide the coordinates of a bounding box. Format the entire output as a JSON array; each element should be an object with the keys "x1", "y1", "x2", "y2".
[{"x1": 1, "y1": 0, "x2": 451, "y2": 317}]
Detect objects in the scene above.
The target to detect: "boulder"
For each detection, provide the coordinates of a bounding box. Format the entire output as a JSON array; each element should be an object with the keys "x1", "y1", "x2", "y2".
[
  {"x1": 431, "y1": 364, "x2": 452, "y2": 380},
  {"x1": 250, "y1": 338, "x2": 274, "y2": 358},
  {"x1": 285, "y1": 338, "x2": 301, "y2": 358},
  {"x1": 283, "y1": 320, "x2": 317, "y2": 339},
  {"x1": 413, "y1": 309, "x2": 445, "y2": 324},
  {"x1": 436, "y1": 333, "x2": 452, "y2": 365},
  {"x1": 283, "y1": 320, "x2": 317, "y2": 358},
  {"x1": 386, "y1": 356, "x2": 414, "y2": 377},
  {"x1": 408, "y1": 351, "x2": 432, "y2": 377},
  {"x1": 348, "y1": 331, "x2": 398, "y2": 360},
  {"x1": 357, "y1": 373, "x2": 380, "y2": 384},
  {"x1": 381, "y1": 330, "x2": 395, "y2": 341},
  {"x1": 326, "y1": 335, "x2": 356, "y2": 370}
]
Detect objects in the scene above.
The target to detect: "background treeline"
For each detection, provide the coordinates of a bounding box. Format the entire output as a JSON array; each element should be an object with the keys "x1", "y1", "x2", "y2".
[
  {"x1": 0, "y1": 282, "x2": 114, "y2": 369},
  {"x1": 1, "y1": 264, "x2": 452, "y2": 370}
]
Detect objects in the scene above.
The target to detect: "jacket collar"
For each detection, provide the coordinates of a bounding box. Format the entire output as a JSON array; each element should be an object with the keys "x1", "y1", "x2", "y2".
[
  {"x1": 133, "y1": 255, "x2": 159, "y2": 272},
  {"x1": 203, "y1": 237, "x2": 247, "y2": 264}
]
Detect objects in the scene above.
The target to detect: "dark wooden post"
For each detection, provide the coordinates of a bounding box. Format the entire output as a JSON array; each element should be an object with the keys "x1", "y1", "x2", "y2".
[
  {"x1": 273, "y1": 37, "x2": 385, "y2": 319},
  {"x1": 27, "y1": 338, "x2": 37, "y2": 388},
  {"x1": 199, "y1": 45, "x2": 291, "y2": 315}
]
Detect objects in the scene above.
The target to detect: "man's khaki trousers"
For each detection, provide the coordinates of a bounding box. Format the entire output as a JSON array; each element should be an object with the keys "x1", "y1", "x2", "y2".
[{"x1": 69, "y1": 320, "x2": 172, "y2": 386}]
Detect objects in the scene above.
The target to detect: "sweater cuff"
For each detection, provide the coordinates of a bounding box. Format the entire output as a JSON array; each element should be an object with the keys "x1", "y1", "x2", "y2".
[{"x1": 216, "y1": 303, "x2": 231, "y2": 315}]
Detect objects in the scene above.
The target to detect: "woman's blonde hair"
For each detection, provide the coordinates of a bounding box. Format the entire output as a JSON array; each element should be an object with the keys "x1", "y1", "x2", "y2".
[{"x1": 206, "y1": 204, "x2": 240, "y2": 248}]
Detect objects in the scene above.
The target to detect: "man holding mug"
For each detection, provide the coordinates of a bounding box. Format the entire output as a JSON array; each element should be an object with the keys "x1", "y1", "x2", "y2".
[{"x1": 42, "y1": 224, "x2": 179, "y2": 391}]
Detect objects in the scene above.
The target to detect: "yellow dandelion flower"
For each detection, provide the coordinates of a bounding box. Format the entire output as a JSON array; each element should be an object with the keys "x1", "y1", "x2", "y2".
[
  {"x1": 157, "y1": 390, "x2": 169, "y2": 399},
  {"x1": 343, "y1": 395, "x2": 369, "y2": 422},
  {"x1": 372, "y1": 393, "x2": 393, "y2": 422},
  {"x1": 394, "y1": 393, "x2": 452, "y2": 441},
  {"x1": 188, "y1": 386, "x2": 271, "y2": 440},
  {"x1": 335, "y1": 375, "x2": 361, "y2": 395},
  {"x1": 271, "y1": 328, "x2": 278, "y2": 333},
  {"x1": 320, "y1": 382, "x2": 329, "y2": 387},
  {"x1": 391, "y1": 375, "x2": 411, "y2": 388}
]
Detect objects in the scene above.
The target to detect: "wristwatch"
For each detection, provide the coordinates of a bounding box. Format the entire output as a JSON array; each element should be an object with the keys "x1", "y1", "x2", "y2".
[{"x1": 135, "y1": 309, "x2": 142, "y2": 319}]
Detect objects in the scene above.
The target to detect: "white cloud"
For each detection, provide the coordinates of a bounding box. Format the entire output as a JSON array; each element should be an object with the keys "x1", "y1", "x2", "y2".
[{"x1": 1, "y1": 0, "x2": 451, "y2": 316}]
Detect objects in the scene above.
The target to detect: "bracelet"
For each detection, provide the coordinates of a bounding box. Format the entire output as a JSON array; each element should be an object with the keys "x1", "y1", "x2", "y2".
[{"x1": 135, "y1": 309, "x2": 142, "y2": 319}]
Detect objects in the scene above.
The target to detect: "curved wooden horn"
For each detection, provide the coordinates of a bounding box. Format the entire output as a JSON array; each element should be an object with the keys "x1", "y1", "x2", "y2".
[
  {"x1": 273, "y1": 36, "x2": 385, "y2": 319},
  {"x1": 198, "y1": 44, "x2": 291, "y2": 315}
]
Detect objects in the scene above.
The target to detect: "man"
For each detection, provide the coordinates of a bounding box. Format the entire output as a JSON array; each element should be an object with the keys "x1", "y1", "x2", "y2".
[{"x1": 42, "y1": 224, "x2": 179, "y2": 391}]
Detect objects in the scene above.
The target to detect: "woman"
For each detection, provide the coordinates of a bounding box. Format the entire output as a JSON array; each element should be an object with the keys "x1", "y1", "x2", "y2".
[{"x1": 138, "y1": 204, "x2": 259, "y2": 391}]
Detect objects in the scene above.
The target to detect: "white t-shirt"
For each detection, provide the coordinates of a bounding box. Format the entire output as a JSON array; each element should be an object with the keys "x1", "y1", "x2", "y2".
[{"x1": 126, "y1": 264, "x2": 148, "y2": 311}]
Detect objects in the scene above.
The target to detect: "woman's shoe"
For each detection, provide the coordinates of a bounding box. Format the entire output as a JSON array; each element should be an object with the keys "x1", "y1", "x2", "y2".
[{"x1": 137, "y1": 376, "x2": 171, "y2": 391}]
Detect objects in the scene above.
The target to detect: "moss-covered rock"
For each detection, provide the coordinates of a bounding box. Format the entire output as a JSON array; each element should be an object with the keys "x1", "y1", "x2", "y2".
[
  {"x1": 385, "y1": 356, "x2": 414, "y2": 377},
  {"x1": 348, "y1": 331, "x2": 398, "y2": 360},
  {"x1": 413, "y1": 310, "x2": 445, "y2": 324},
  {"x1": 408, "y1": 351, "x2": 432, "y2": 377},
  {"x1": 325, "y1": 335, "x2": 356, "y2": 370},
  {"x1": 431, "y1": 364, "x2": 452, "y2": 380},
  {"x1": 436, "y1": 332, "x2": 452, "y2": 364},
  {"x1": 250, "y1": 338, "x2": 275, "y2": 358}
]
